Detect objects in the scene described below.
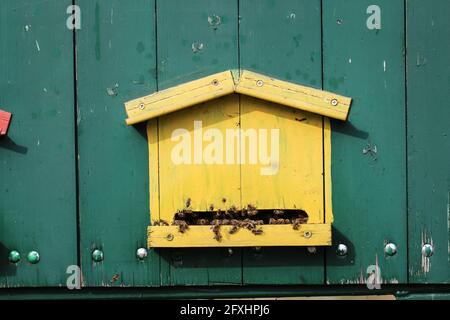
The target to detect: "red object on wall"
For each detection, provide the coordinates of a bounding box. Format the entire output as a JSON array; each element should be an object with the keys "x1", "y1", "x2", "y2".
[{"x1": 0, "y1": 109, "x2": 12, "y2": 136}]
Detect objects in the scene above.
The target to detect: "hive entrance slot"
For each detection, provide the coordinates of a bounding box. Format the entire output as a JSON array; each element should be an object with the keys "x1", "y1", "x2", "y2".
[{"x1": 153, "y1": 208, "x2": 309, "y2": 241}]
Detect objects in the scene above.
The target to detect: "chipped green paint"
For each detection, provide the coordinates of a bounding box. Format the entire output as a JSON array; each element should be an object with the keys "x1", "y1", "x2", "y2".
[
  {"x1": 407, "y1": 0, "x2": 450, "y2": 283},
  {"x1": 323, "y1": 0, "x2": 407, "y2": 284},
  {"x1": 0, "y1": 0, "x2": 77, "y2": 287}
]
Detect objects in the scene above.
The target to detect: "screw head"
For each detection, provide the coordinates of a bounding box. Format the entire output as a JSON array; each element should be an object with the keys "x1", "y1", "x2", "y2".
[
  {"x1": 253, "y1": 246, "x2": 262, "y2": 253},
  {"x1": 136, "y1": 248, "x2": 148, "y2": 260},
  {"x1": 307, "y1": 246, "x2": 317, "y2": 254},
  {"x1": 92, "y1": 249, "x2": 104, "y2": 262},
  {"x1": 331, "y1": 99, "x2": 338, "y2": 106},
  {"x1": 303, "y1": 231, "x2": 312, "y2": 238},
  {"x1": 27, "y1": 251, "x2": 40, "y2": 264},
  {"x1": 226, "y1": 248, "x2": 234, "y2": 256},
  {"x1": 166, "y1": 234, "x2": 174, "y2": 241},
  {"x1": 422, "y1": 244, "x2": 434, "y2": 257},
  {"x1": 256, "y1": 80, "x2": 264, "y2": 87},
  {"x1": 211, "y1": 79, "x2": 219, "y2": 86},
  {"x1": 8, "y1": 250, "x2": 21, "y2": 264},
  {"x1": 385, "y1": 243, "x2": 397, "y2": 256},
  {"x1": 336, "y1": 244, "x2": 348, "y2": 256},
  {"x1": 139, "y1": 103, "x2": 145, "y2": 110}
]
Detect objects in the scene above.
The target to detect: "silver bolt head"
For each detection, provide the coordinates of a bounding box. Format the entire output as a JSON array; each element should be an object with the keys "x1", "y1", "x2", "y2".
[
  {"x1": 336, "y1": 243, "x2": 348, "y2": 256},
  {"x1": 307, "y1": 246, "x2": 317, "y2": 254},
  {"x1": 422, "y1": 244, "x2": 434, "y2": 257},
  {"x1": 385, "y1": 243, "x2": 397, "y2": 256},
  {"x1": 331, "y1": 99, "x2": 338, "y2": 106},
  {"x1": 139, "y1": 103, "x2": 145, "y2": 110},
  {"x1": 136, "y1": 248, "x2": 148, "y2": 260},
  {"x1": 256, "y1": 80, "x2": 264, "y2": 87}
]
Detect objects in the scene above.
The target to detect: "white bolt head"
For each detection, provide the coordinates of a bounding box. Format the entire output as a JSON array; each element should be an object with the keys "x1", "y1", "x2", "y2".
[{"x1": 136, "y1": 248, "x2": 148, "y2": 260}]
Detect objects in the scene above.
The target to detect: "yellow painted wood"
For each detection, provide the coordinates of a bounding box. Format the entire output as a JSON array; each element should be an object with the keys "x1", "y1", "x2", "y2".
[
  {"x1": 124, "y1": 70, "x2": 352, "y2": 125},
  {"x1": 125, "y1": 71, "x2": 235, "y2": 125},
  {"x1": 147, "y1": 119, "x2": 160, "y2": 221},
  {"x1": 324, "y1": 118, "x2": 333, "y2": 223},
  {"x1": 240, "y1": 96, "x2": 324, "y2": 223},
  {"x1": 235, "y1": 70, "x2": 351, "y2": 121},
  {"x1": 157, "y1": 94, "x2": 242, "y2": 222},
  {"x1": 137, "y1": 70, "x2": 344, "y2": 246},
  {"x1": 148, "y1": 224, "x2": 332, "y2": 247}
]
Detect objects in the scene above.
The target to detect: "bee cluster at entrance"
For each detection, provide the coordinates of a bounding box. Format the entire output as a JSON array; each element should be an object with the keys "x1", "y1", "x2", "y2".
[{"x1": 153, "y1": 198, "x2": 309, "y2": 242}]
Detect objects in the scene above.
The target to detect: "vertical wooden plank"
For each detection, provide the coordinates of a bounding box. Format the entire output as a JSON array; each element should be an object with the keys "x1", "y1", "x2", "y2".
[
  {"x1": 77, "y1": 0, "x2": 159, "y2": 286},
  {"x1": 323, "y1": 0, "x2": 407, "y2": 284},
  {"x1": 0, "y1": 0, "x2": 77, "y2": 286},
  {"x1": 240, "y1": 0, "x2": 325, "y2": 284},
  {"x1": 157, "y1": 0, "x2": 241, "y2": 285},
  {"x1": 240, "y1": 97, "x2": 325, "y2": 224},
  {"x1": 407, "y1": 0, "x2": 450, "y2": 283},
  {"x1": 158, "y1": 95, "x2": 241, "y2": 221}
]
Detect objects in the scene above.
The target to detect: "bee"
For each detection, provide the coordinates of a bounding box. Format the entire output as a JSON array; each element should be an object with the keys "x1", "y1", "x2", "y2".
[
  {"x1": 230, "y1": 219, "x2": 240, "y2": 227},
  {"x1": 174, "y1": 209, "x2": 185, "y2": 219},
  {"x1": 247, "y1": 204, "x2": 258, "y2": 217},
  {"x1": 153, "y1": 219, "x2": 169, "y2": 226},
  {"x1": 269, "y1": 218, "x2": 276, "y2": 224},
  {"x1": 252, "y1": 228, "x2": 263, "y2": 235},
  {"x1": 221, "y1": 219, "x2": 230, "y2": 225},
  {"x1": 292, "y1": 217, "x2": 307, "y2": 230},
  {"x1": 274, "y1": 209, "x2": 284, "y2": 216},
  {"x1": 284, "y1": 219, "x2": 291, "y2": 224},
  {"x1": 185, "y1": 198, "x2": 191, "y2": 208},
  {"x1": 298, "y1": 215, "x2": 308, "y2": 224},
  {"x1": 173, "y1": 220, "x2": 189, "y2": 233},
  {"x1": 196, "y1": 219, "x2": 209, "y2": 225},
  {"x1": 228, "y1": 225, "x2": 239, "y2": 234},
  {"x1": 211, "y1": 224, "x2": 222, "y2": 241},
  {"x1": 228, "y1": 205, "x2": 238, "y2": 215},
  {"x1": 213, "y1": 209, "x2": 222, "y2": 220}
]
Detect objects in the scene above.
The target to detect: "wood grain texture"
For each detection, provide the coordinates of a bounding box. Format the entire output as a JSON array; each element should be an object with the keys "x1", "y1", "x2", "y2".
[
  {"x1": 126, "y1": 71, "x2": 234, "y2": 124},
  {"x1": 148, "y1": 224, "x2": 332, "y2": 247},
  {"x1": 323, "y1": 0, "x2": 407, "y2": 284},
  {"x1": 156, "y1": 0, "x2": 242, "y2": 286},
  {"x1": 157, "y1": 95, "x2": 241, "y2": 220},
  {"x1": 236, "y1": 70, "x2": 351, "y2": 120},
  {"x1": 76, "y1": 0, "x2": 160, "y2": 286},
  {"x1": 407, "y1": 0, "x2": 450, "y2": 283},
  {"x1": 0, "y1": 0, "x2": 77, "y2": 287},
  {"x1": 240, "y1": 0, "x2": 325, "y2": 285},
  {"x1": 240, "y1": 96, "x2": 325, "y2": 224}
]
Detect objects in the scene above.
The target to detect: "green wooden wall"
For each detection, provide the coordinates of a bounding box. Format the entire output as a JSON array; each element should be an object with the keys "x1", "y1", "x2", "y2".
[{"x1": 0, "y1": 0, "x2": 448, "y2": 289}]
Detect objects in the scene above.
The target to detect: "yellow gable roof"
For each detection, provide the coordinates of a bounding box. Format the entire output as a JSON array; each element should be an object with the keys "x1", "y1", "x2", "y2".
[{"x1": 124, "y1": 69, "x2": 352, "y2": 125}]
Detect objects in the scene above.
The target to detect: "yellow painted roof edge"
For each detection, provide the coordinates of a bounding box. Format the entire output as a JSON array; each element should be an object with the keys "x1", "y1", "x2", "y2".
[{"x1": 124, "y1": 69, "x2": 352, "y2": 125}]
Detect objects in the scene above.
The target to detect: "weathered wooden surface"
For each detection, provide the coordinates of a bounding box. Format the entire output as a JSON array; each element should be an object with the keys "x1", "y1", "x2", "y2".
[
  {"x1": 148, "y1": 224, "x2": 332, "y2": 247},
  {"x1": 156, "y1": 0, "x2": 242, "y2": 286},
  {"x1": 323, "y1": 0, "x2": 407, "y2": 284},
  {"x1": 76, "y1": 0, "x2": 160, "y2": 286},
  {"x1": 0, "y1": 0, "x2": 449, "y2": 288},
  {"x1": 407, "y1": 0, "x2": 450, "y2": 283},
  {"x1": 239, "y1": 0, "x2": 325, "y2": 285},
  {"x1": 0, "y1": 0, "x2": 77, "y2": 286}
]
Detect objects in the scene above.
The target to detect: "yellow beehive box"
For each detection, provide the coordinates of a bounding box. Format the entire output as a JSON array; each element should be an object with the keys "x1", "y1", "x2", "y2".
[{"x1": 124, "y1": 70, "x2": 352, "y2": 248}]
